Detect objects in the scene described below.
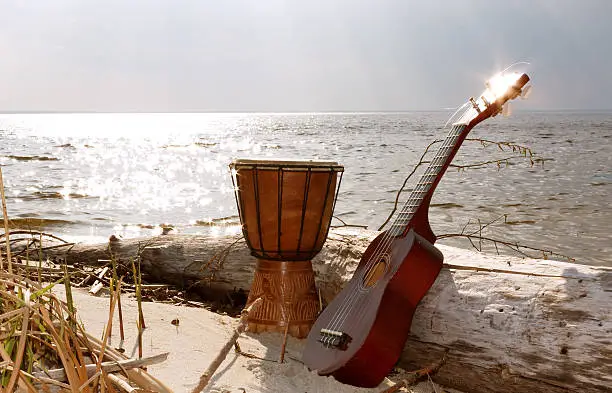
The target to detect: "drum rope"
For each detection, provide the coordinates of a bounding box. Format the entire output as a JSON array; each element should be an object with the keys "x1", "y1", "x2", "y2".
[
  {"x1": 296, "y1": 168, "x2": 312, "y2": 256},
  {"x1": 277, "y1": 168, "x2": 283, "y2": 254},
  {"x1": 252, "y1": 167, "x2": 266, "y2": 258},
  {"x1": 312, "y1": 168, "x2": 336, "y2": 252}
]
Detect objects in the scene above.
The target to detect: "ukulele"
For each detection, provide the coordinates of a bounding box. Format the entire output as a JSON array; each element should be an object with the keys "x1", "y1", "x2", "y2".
[{"x1": 302, "y1": 71, "x2": 532, "y2": 387}]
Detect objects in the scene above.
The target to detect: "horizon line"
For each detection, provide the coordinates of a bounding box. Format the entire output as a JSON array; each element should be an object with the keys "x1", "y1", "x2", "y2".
[{"x1": 1, "y1": 108, "x2": 611, "y2": 115}]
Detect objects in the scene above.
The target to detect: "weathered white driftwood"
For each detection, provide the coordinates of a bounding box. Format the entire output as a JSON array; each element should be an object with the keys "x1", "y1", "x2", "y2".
[{"x1": 44, "y1": 228, "x2": 611, "y2": 393}]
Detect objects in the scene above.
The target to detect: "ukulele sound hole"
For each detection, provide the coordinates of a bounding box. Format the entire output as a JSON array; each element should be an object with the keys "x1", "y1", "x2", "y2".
[{"x1": 362, "y1": 257, "x2": 388, "y2": 288}]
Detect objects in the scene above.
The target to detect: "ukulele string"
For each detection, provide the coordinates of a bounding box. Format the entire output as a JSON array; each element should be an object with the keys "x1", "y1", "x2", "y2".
[
  {"x1": 331, "y1": 123, "x2": 467, "y2": 332},
  {"x1": 322, "y1": 127, "x2": 462, "y2": 339},
  {"x1": 323, "y1": 119, "x2": 471, "y2": 337},
  {"x1": 322, "y1": 104, "x2": 474, "y2": 337}
]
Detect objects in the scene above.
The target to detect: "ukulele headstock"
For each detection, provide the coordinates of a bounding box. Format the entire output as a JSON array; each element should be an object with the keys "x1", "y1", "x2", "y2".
[{"x1": 464, "y1": 71, "x2": 531, "y2": 127}]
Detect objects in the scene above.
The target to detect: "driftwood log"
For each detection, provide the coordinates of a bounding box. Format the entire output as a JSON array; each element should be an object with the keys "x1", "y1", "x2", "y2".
[{"x1": 41, "y1": 227, "x2": 611, "y2": 393}]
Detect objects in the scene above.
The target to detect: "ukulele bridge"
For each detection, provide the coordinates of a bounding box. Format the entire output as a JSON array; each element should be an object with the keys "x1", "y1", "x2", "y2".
[{"x1": 318, "y1": 328, "x2": 352, "y2": 350}]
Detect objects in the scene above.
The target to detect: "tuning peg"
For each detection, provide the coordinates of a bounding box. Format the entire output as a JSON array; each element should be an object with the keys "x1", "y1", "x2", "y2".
[
  {"x1": 520, "y1": 85, "x2": 533, "y2": 100},
  {"x1": 502, "y1": 102, "x2": 512, "y2": 117}
]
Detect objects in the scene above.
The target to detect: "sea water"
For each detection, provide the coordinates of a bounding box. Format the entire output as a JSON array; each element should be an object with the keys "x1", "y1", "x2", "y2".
[{"x1": 0, "y1": 111, "x2": 610, "y2": 266}]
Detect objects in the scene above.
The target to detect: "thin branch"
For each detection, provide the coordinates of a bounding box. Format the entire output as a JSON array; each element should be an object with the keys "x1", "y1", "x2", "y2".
[
  {"x1": 378, "y1": 138, "x2": 543, "y2": 231},
  {"x1": 379, "y1": 350, "x2": 448, "y2": 393},
  {"x1": 330, "y1": 216, "x2": 368, "y2": 229},
  {"x1": 450, "y1": 156, "x2": 521, "y2": 170},
  {"x1": 378, "y1": 139, "x2": 442, "y2": 230},
  {"x1": 438, "y1": 233, "x2": 575, "y2": 262},
  {"x1": 0, "y1": 230, "x2": 70, "y2": 243},
  {"x1": 190, "y1": 297, "x2": 263, "y2": 393},
  {"x1": 461, "y1": 214, "x2": 507, "y2": 237},
  {"x1": 465, "y1": 138, "x2": 534, "y2": 156}
]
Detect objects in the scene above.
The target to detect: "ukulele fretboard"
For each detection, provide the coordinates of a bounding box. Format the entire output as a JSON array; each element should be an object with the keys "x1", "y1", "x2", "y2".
[{"x1": 388, "y1": 123, "x2": 467, "y2": 236}]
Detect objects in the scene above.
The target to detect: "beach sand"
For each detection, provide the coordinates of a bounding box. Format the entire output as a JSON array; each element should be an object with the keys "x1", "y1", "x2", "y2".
[{"x1": 51, "y1": 285, "x2": 460, "y2": 393}]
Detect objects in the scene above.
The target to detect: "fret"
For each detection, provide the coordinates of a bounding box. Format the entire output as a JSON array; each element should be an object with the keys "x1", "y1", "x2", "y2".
[
  {"x1": 389, "y1": 123, "x2": 468, "y2": 234},
  {"x1": 392, "y1": 225, "x2": 407, "y2": 231}
]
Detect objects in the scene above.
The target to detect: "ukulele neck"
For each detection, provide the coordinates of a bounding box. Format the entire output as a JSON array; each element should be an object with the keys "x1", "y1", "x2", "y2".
[{"x1": 388, "y1": 122, "x2": 470, "y2": 237}]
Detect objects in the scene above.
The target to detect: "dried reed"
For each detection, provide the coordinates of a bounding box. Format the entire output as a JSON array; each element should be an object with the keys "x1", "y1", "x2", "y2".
[
  {"x1": 0, "y1": 272, "x2": 173, "y2": 392},
  {"x1": 0, "y1": 167, "x2": 12, "y2": 273},
  {"x1": 0, "y1": 169, "x2": 172, "y2": 392}
]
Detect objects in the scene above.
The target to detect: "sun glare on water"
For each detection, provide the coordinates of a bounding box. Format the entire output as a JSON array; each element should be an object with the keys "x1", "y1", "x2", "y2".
[{"x1": 0, "y1": 112, "x2": 259, "y2": 241}]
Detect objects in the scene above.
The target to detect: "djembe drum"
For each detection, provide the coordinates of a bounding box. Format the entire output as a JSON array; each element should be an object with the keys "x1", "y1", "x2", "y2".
[{"x1": 230, "y1": 159, "x2": 344, "y2": 338}]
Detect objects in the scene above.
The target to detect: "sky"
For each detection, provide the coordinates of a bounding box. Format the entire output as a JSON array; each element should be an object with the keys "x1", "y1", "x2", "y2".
[{"x1": 0, "y1": 0, "x2": 610, "y2": 112}]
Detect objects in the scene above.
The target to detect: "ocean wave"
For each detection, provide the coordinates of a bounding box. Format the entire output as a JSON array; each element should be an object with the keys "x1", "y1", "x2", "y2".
[
  {"x1": 21, "y1": 191, "x2": 92, "y2": 200},
  {"x1": 194, "y1": 215, "x2": 241, "y2": 226},
  {"x1": 504, "y1": 220, "x2": 536, "y2": 225},
  {"x1": 7, "y1": 217, "x2": 77, "y2": 229},
  {"x1": 431, "y1": 203, "x2": 464, "y2": 209}
]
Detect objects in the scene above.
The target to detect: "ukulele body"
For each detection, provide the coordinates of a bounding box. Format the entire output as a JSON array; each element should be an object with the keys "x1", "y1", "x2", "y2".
[{"x1": 302, "y1": 226, "x2": 443, "y2": 387}]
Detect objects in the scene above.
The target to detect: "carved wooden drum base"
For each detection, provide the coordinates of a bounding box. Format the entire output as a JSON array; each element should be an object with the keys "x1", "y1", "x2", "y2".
[{"x1": 246, "y1": 259, "x2": 319, "y2": 339}]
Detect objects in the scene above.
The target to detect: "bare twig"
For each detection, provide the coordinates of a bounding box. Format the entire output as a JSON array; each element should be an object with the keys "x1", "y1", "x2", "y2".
[
  {"x1": 379, "y1": 350, "x2": 448, "y2": 393},
  {"x1": 190, "y1": 297, "x2": 263, "y2": 393},
  {"x1": 378, "y1": 138, "x2": 544, "y2": 232},
  {"x1": 185, "y1": 235, "x2": 244, "y2": 292},
  {"x1": 465, "y1": 138, "x2": 534, "y2": 157},
  {"x1": 438, "y1": 233, "x2": 575, "y2": 262},
  {"x1": 330, "y1": 216, "x2": 368, "y2": 229},
  {"x1": 279, "y1": 320, "x2": 290, "y2": 364},
  {"x1": 0, "y1": 230, "x2": 71, "y2": 243},
  {"x1": 378, "y1": 139, "x2": 441, "y2": 231}
]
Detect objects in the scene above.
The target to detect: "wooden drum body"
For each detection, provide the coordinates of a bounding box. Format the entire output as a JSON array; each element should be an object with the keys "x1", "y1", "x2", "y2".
[{"x1": 230, "y1": 159, "x2": 343, "y2": 338}]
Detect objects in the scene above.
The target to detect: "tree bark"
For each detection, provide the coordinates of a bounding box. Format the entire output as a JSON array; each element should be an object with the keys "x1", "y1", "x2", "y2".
[{"x1": 42, "y1": 227, "x2": 611, "y2": 393}]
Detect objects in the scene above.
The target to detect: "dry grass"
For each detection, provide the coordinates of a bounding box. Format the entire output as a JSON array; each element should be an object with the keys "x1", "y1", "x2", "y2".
[
  {"x1": 0, "y1": 168, "x2": 172, "y2": 392},
  {"x1": 0, "y1": 271, "x2": 172, "y2": 392}
]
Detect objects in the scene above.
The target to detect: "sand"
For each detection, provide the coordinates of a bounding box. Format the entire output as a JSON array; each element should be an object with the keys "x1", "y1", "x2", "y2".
[{"x1": 50, "y1": 285, "x2": 457, "y2": 393}]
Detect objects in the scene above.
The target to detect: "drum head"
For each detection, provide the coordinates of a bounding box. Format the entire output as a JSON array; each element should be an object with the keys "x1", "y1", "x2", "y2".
[{"x1": 230, "y1": 158, "x2": 344, "y2": 171}]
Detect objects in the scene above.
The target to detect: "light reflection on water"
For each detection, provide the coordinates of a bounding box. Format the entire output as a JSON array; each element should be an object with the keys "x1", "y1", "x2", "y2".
[{"x1": 0, "y1": 111, "x2": 610, "y2": 266}]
